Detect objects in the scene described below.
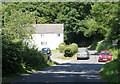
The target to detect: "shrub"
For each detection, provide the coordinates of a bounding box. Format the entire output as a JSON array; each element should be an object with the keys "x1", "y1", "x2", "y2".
[
  {"x1": 2, "y1": 40, "x2": 24, "y2": 76},
  {"x1": 64, "y1": 43, "x2": 78, "y2": 57},
  {"x1": 118, "y1": 49, "x2": 120, "y2": 60},
  {"x1": 64, "y1": 46, "x2": 74, "y2": 57},
  {"x1": 22, "y1": 45, "x2": 48, "y2": 69},
  {"x1": 2, "y1": 39, "x2": 49, "y2": 76},
  {"x1": 99, "y1": 60, "x2": 119, "y2": 83},
  {"x1": 60, "y1": 42, "x2": 66, "y2": 45},
  {"x1": 71, "y1": 43, "x2": 78, "y2": 53},
  {"x1": 109, "y1": 49, "x2": 119, "y2": 60},
  {"x1": 59, "y1": 42, "x2": 66, "y2": 53}
]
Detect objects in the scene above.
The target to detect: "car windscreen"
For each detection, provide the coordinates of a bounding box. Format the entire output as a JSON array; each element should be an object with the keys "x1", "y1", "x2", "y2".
[
  {"x1": 78, "y1": 51, "x2": 87, "y2": 54},
  {"x1": 42, "y1": 48, "x2": 49, "y2": 52},
  {"x1": 101, "y1": 52, "x2": 110, "y2": 55}
]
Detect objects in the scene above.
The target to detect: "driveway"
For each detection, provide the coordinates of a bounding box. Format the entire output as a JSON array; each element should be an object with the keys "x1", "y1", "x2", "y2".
[{"x1": 7, "y1": 48, "x2": 107, "y2": 84}]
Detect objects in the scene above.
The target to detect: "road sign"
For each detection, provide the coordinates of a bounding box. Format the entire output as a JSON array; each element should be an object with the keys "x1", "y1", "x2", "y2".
[{"x1": 112, "y1": 40, "x2": 117, "y2": 46}]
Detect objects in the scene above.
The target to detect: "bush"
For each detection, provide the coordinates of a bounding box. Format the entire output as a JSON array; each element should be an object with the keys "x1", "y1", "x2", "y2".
[
  {"x1": 71, "y1": 43, "x2": 78, "y2": 53},
  {"x1": 64, "y1": 43, "x2": 78, "y2": 57},
  {"x1": 99, "y1": 60, "x2": 119, "y2": 83},
  {"x1": 109, "y1": 49, "x2": 119, "y2": 60},
  {"x1": 59, "y1": 42, "x2": 66, "y2": 53},
  {"x1": 64, "y1": 46, "x2": 74, "y2": 57},
  {"x1": 118, "y1": 49, "x2": 120, "y2": 60},
  {"x1": 2, "y1": 39, "x2": 49, "y2": 76},
  {"x1": 2, "y1": 40, "x2": 24, "y2": 76},
  {"x1": 22, "y1": 45, "x2": 48, "y2": 69}
]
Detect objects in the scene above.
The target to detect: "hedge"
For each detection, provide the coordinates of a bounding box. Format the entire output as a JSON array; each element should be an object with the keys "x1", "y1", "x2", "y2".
[
  {"x1": 70, "y1": 43, "x2": 78, "y2": 53},
  {"x1": 64, "y1": 43, "x2": 78, "y2": 57},
  {"x1": 59, "y1": 42, "x2": 66, "y2": 53},
  {"x1": 2, "y1": 40, "x2": 24, "y2": 76},
  {"x1": 2, "y1": 39, "x2": 49, "y2": 76}
]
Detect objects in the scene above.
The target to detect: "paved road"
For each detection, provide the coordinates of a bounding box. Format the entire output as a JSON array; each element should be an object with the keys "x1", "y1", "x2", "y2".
[{"x1": 8, "y1": 48, "x2": 107, "y2": 84}]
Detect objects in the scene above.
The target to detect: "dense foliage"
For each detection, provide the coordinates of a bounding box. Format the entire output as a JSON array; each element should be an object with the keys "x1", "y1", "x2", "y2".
[
  {"x1": 99, "y1": 58, "x2": 120, "y2": 83},
  {"x1": 2, "y1": 6, "x2": 51, "y2": 77},
  {"x1": 2, "y1": 40, "x2": 24, "y2": 75},
  {"x1": 59, "y1": 42, "x2": 66, "y2": 53},
  {"x1": 2, "y1": 2, "x2": 119, "y2": 46},
  {"x1": 2, "y1": 39, "x2": 49, "y2": 76},
  {"x1": 2, "y1": 2, "x2": 120, "y2": 82},
  {"x1": 64, "y1": 43, "x2": 78, "y2": 57}
]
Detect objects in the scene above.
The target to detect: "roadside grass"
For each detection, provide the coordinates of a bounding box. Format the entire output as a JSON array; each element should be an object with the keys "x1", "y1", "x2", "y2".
[
  {"x1": 99, "y1": 59, "x2": 120, "y2": 84},
  {"x1": 55, "y1": 54, "x2": 77, "y2": 60},
  {"x1": 51, "y1": 50, "x2": 59, "y2": 54},
  {"x1": 2, "y1": 60, "x2": 59, "y2": 84}
]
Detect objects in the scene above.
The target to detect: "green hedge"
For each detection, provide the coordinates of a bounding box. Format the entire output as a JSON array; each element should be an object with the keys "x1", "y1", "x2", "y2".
[
  {"x1": 99, "y1": 60, "x2": 119, "y2": 83},
  {"x1": 2, "y1": 40, "x2": 24, "y2": 76},
  {"x1": 2, "y1": 39, "x2": 49, "y2": 76},
  {"x1": 64, "y1": 43, "x2": 78, "y2": 57},
  {"x1": 59, "y1": 42, "x2": 66, "y2": 53},
  {"x1": 70, "y1": 43, "x2": 78, "y2": 53},
  {"x1": 22, "y1": 45, "x2": 48, "y2": 69}
]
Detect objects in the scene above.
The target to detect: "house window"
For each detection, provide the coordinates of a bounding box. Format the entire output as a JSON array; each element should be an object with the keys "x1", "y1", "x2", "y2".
[
  {"x1": 41, "y1": 42, "x2": 47, "y2": 45},
  {"x1": 57, "y1": 33, "x2": 60, "y2": 37},
  {"x1": 41, "y1": 34, "x2": 44, "y2": 37}
]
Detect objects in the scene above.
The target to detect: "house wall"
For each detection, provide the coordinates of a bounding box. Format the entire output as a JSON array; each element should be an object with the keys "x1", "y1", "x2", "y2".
[{"x1": 31, "y1": 33, "x2": 64, "y2": 50}]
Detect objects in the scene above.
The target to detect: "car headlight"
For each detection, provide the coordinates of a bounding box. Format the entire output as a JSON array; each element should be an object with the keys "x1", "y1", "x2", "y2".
[
  {"x1": 109, "y1": 56, "x2": 111, "y2": 58},
  {"x1": 100, "y1": 55, "x2": 102, "y2": 57}
]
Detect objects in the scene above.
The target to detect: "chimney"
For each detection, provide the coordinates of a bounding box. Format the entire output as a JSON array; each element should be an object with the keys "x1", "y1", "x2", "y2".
[{"x1": 34, "y1": 16, "x2": 36, "y2": 24}]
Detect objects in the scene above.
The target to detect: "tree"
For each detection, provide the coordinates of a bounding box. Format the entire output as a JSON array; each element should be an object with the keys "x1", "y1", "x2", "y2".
[
  {"x1": 89, "y1": 2, "x2": 119, "y2": 41},
  {"x1": 54, "y1": 2, "x2": 92, "y2": 44},
  {"x1": 2, "y1": 9, "x2": 35, "y2": 42},
  {"x1": 2, "y1": 8, "x2": 36, "y2": 75}
]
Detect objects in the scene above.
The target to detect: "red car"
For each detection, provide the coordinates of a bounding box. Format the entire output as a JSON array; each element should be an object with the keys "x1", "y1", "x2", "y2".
[{"x1": 98, "y1": 50, "x2": 112, "y2": 62}]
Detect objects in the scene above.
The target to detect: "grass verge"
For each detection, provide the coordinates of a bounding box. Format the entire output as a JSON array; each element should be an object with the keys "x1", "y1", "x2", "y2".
[
  {"x1": 55, "y1": 54, "x2": 77, "y2": 60},
  {"x1": 51, "y1": 50, "x2": 59, "y2": 54}
]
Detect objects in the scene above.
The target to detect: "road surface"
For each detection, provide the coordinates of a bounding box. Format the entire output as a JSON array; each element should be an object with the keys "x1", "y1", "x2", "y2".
[{"x1": 7, "y1": 48, "x2": 107, "y2": 84}]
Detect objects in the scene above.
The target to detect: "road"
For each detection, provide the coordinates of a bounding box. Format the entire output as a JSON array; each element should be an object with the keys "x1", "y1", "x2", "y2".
[{"x1": 8, "y1": 48, "x2": 107, "y2": 84}]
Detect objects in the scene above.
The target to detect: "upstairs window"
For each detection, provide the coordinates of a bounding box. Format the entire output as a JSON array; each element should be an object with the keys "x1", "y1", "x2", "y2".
[
  {"x1": 41, "y1": 34, "x2": 44, "y2": 37},
  {"x1": 57, "y1": 33, "x2": 60, "y2": 37}
]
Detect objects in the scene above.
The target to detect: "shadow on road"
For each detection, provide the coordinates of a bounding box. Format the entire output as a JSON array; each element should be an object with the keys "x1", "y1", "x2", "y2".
[
  {"x1": 42, "y1": 63, "x2": 104, "y2": 74},
  {"x1": 87, "y1": 47, "x2": 95, "y2": 50},
  {"x1": 7, "y1": 63, "x2": 107, "y2": 84},
  {"x1": 90, "y1": 52, "x2": 100, "y2": 55},
  {"x1": 87, "y1": 47, "x2": 100, "y2": 56}
]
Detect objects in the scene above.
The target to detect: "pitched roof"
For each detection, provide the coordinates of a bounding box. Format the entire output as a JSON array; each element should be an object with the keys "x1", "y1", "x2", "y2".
[{"x1": 33, "y1": 24, "x2": 64, "y2": 34}]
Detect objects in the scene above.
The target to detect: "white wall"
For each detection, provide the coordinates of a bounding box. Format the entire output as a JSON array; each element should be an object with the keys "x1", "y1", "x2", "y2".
[{"x1": 31, "y1": 33, "x2": 64, "y2": 50}]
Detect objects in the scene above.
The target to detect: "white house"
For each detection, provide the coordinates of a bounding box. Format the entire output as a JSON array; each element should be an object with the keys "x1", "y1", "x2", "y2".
[{"x1": 30, "y1": 24, "x2": 64, "y2": 50}]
